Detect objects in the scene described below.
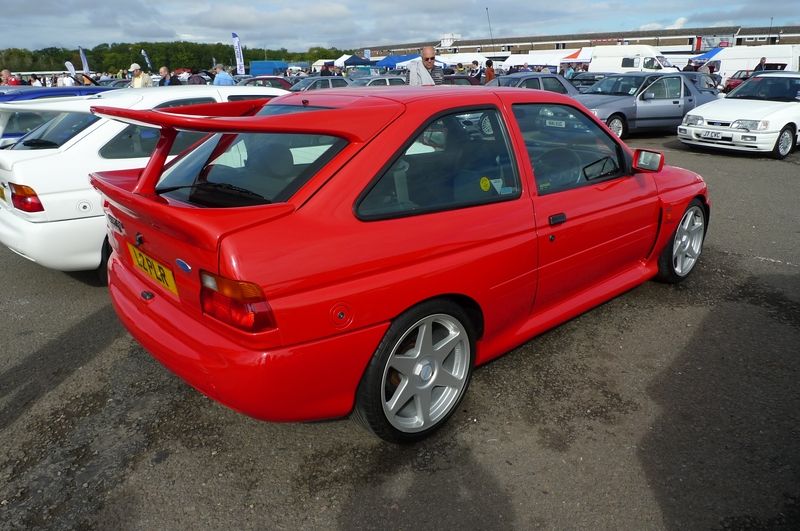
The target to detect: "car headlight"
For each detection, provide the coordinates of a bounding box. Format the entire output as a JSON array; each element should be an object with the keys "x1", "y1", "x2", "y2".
[
  {"x1": 730, "y1": 119, "x2": 769, "y2": 131},
  {"x1": 683, "y1": 114, "x2": 704, "y2": 126}
]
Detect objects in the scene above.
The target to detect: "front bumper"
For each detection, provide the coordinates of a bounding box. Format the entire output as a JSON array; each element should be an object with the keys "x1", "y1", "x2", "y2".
[
  {"x1": 0, "y1": 207, "x2": 106, "y2": 270},
  {"x1": 677, "y1": 125, "x2": 779, "y2": 153},
  {"x1": 107, "y1": 254, "x2": 390, "y2": 422}
]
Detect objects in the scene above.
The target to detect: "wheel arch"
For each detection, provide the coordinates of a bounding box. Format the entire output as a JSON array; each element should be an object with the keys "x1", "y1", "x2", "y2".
[{"x1": 396, "y1": 293, "x2": 485, "y2": 341}]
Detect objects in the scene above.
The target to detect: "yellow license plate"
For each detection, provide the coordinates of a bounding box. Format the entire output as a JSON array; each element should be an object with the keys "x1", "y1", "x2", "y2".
[{"x1": 127, "y1": 243, "x2": 179, "y2": 296}]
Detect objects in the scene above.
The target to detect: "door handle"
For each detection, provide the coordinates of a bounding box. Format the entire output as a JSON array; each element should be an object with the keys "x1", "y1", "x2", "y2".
[
  {"x1": 549, "y1": 213, "x2": 567, "y2": 226},
  {"x1": 672, "y1": 100, "x2": 680, "y2": 104}
]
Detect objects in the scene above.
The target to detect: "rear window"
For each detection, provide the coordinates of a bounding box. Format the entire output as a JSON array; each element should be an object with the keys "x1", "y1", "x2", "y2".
[
  {"x1": 10, "y1": 111, "x2": 99, "y2": 150},
  {"x1": 155, "y1": 132, "x2": 346, "y2": 207},
  {"x1": 4, "y1": 111, "x2": 58, "y2": 136}
]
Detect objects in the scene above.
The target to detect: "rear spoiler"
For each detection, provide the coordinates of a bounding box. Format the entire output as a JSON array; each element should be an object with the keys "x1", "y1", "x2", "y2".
[{"x1": 91, "y1": 97, "x2": 405, "y2": 196}]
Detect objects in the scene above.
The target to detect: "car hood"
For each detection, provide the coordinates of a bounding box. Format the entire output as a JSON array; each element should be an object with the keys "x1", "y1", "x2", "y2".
[
  {"x1": 573, "y1": 94, "x2": 634, "y2": 109},
  {"x1": 691, "y1": 98, "x2": 796, "y2": 120}
]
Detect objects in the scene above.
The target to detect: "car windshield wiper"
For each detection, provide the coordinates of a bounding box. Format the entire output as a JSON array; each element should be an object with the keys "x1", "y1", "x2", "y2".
[
  {"x1": 21, "y1": 138, "x2": 59, "y2": 148},
  {"x1": 157, "y1": 181, "x2": 270, "y2": 202}
]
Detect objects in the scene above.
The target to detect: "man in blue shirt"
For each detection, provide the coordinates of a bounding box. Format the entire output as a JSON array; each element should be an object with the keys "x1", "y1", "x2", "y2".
[{"x1": 212, "y1": 64, "x2": 235, "y2": 86}]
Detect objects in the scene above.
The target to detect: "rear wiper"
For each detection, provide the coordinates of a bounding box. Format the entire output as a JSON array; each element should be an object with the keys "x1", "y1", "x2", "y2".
[
  {"x1": 157, "y1": 181, "x2": 269, "y2": 201},
  {"x1": 21, "y1": 138, "x2": 58, "y2": 148}
]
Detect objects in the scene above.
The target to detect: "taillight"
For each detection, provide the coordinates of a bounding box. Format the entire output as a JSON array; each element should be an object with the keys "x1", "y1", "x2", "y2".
[
  {"x1": 10, "y1": 183, "x2": 44, "y2": 213},
  {"x1": 200, "y1": 271, "x2": 275, "y2": 332}
]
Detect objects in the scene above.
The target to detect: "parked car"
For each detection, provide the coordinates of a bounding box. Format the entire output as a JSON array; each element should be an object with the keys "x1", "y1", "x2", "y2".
[
  {"x1": 486, "y1": 72, "x2": 580, "y2": 96},
  {"x1": 442, "y1": 75, "x2": 481, "y2": 86},
  {"x1": 0, "y1": 86, "x2": 116, "y2": 147},
  {"x1": 677, "y1": 72, "x2": 800, "y2": 159},
  {"x1": 574, "y1": 72, "x2": 719, "y2": 138},
  {"x1": 99, "y1": 79, "x2": 132, "y2": 88},
  {"x1": 675, "y1": 72, "x2": 721, "y2": 94},
  {"x1": 349, "y1": 76, "x2": 407, "y2": 87},
  {"x1": 569, "y1": 72, "x2": 613, "y2": 92},
  {"x1": 0, "y1": 85, "x2": 287, "y2": 281},
  {"x1": 289, "y1": 76, "x2": 351, "y2": 91},
  {"x1": 237, "y1": 76, "x2": 293, "y2": 90},
  {"x1": 90, "y1": 86, "x2": 709, "y2": 442}
]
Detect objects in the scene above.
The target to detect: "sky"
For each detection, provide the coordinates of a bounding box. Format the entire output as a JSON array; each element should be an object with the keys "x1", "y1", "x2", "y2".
[{"x1": 2, "y1": 0, "x2": 799, "y2": 51}]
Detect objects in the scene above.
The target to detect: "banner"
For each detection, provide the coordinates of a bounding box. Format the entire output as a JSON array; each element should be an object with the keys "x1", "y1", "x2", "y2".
[
  {"x1": 65, "y1": 61, "x2": 76, "y2": 77},
  {"x1": 212, "y1": 56, "x2": 217, "y2": 69},
  {"x1": 78, "y1": 46, "x2": 90, "y2": 74},
  {"x1": 140, "y1": 49, "x2": 153, "y2": 70},
  {"x1": 232, "y1": 33, "x2": 245, "y2": 75}
]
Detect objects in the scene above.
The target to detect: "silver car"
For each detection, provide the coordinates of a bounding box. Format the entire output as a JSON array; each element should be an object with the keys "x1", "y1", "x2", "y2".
[{"x1": 575, "y1": 73, "x2": 719, "y2": 138}]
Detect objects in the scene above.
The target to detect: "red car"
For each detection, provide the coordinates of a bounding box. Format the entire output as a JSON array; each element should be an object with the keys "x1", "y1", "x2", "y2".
[
  {"x1": 237, "y1": 76, "x2": 293, "y2": 90},
  {"x1": 90, "y1": 88, "x2": 710, "y2": 442},
  {"x1": 722, "y1": 70, "x2": 752, "y2": 93}
]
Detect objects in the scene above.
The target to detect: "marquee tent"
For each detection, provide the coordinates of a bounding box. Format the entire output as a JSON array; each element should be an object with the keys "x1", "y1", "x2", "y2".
[{"x1": 375, "y1": 54, "x2": 420, "y2": 68}]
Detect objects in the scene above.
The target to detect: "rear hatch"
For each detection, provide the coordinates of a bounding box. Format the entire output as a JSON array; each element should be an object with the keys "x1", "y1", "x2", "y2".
[{"x1": 92, "y1": 94, "x2": 405, "y2": 340}]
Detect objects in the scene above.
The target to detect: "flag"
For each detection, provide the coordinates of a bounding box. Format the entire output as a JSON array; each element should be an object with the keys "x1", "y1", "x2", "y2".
[
  {"x1": 78, "y1": 46, "x2": 90, "y2": 74},
  {"x1": 140, "y1": 49, "x2": 153, "y2": 70},
  {"x1": 65, "y1": 61, "x2": 76, "y2": 77},
  {"x1": 232, "y1": 32, "x2": 245, "y2": 75},
  {"x1": 212, "y1": 56, "x2": 217, "y2": 69}
]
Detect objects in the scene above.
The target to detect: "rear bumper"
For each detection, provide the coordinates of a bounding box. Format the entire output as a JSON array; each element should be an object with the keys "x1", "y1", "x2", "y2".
[
  {"x1": 107, "y1": 254, "x2": 390, "y2": 422},
  {"x1": 0, "y1": 208, "x2": 106, "y2": 270},
  {"x1": 677, "y1": 125, "x2": 778, "y2": 153}
]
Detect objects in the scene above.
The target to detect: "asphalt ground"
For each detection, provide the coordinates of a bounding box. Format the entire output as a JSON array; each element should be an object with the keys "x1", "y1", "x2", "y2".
[{"x1": 1, "y1": 135, "x2": 798, "y2": 530}]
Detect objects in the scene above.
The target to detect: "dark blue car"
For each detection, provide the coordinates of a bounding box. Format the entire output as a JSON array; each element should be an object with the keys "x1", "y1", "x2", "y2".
[{"x1": 0, "y1": 86, "x2": 115, "y2": 147}]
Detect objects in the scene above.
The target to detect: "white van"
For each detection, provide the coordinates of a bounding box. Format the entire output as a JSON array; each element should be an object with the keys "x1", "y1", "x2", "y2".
[
  {"x1": 588, "y1": 45, "x2": 680, "y2": 73},
  {"x1": 704, "y1": 45, "x2": 800, "y2": 85}
]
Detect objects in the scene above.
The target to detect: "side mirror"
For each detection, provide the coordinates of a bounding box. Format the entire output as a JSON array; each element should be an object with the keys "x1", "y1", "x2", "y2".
[
  {"x1": 641, "y1": 92, "x2": 655, "y2": 101},
  {"x1": 632, "y1": 149, "x2": 664, "y2": 172}
]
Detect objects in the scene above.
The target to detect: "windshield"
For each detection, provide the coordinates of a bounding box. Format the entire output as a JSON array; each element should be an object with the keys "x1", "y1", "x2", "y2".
[
  {"x1": 156, "y1": 132, "x2": 346, "y2": 207},
  {"x1": 487, "y1": 77, "x2": 519, "y2": 87},
  {"x1": 657, "y1": 56, "x2": 674, "y2": 68},
  {"x1": 584, "y1": 75, "x2": 649, "y2": 96},
  {"x1": 349, "y1": 78, "x2": 370, "y2": 86},
  {"x1": 727, "y1": 76, "x2": 800, "y2": 102},
  {"x1": 10, "y1": 111, "x2": 99, "y2": 150},
  {"x1": 290, "y1": 78, "x2": 316, "y2": 91}
]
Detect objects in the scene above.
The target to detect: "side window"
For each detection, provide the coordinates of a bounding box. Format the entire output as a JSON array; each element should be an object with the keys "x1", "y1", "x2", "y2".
[
  {"x1": 453, "y1": 78, "x2": 471, "y2": 86},
  {"x1": 541, "y1": 77, "x2": 568, "y2": 94},
  {"x1": 644, "y1": 78, "x2": 680, "y2": 99},
  {"x1": 621, "y1": 57, "x2": 640, "y2": 68},
  {"x1": 357, "y1": 109, "x2": 520, "y2": 219},
  {"x1": 389, "y1": 78, "x2": 405, "y2": 86},
  {"x1": 227, "y1": 95, "x2": 275, "y2": 102},
  {"x1": 99, "y1": 125, "x2": 205, "y2": 159},
  {"x1": 332, "y1": 78, "x2": 349, "y2": 88},
  {"x1": 512, "y1": 103, "x2": 624, "y2": 195},
  {"x1": 156, "y1": 98, "x2": 215, "y2": 109},
  {"x1": 523, "y1": 78, "x2": 541, "y2": 89}
]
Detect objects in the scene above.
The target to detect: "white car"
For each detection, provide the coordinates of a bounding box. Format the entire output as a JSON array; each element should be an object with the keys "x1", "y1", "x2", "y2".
[
  {"x1": 677, "y1": 72, "x2": 800, "y2": 159},
  {"x1": 0, "y1": 85, "x2": 286, "y2": 281}
]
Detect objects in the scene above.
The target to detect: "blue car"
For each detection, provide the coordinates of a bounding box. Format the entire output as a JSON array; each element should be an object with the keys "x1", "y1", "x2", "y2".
[{"x1": 0, "y1": 86, "x2": 115, "y2": 147}]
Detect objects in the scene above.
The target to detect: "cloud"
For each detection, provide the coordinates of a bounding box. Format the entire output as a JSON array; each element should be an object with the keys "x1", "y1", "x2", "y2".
[{"x1": 666, "y1": 17, "x2": 689, "y2": 30}]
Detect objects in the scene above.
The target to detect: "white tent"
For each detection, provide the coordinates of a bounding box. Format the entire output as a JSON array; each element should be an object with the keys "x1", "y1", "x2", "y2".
[
  {"x1": 501, "y1": 50, "x2": 575, "y2": 70},
  {"x1": 436, "y1": 53, "x2": 489, "y2": 67},
  {"x1": 333, "y1": 54, "x2": 351, "y2": 68},
  {"x1": 395, "y1": 57, "x2": 448, "y2": 69},
  {"x1": 312, "y1": 59, "x2": 335, "y2": 69}
]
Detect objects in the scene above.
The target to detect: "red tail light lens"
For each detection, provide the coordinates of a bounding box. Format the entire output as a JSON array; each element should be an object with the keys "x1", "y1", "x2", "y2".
[
  {"x1": 10, "y1": 183, "x2": 44, "y2": 213},
  {"x1": 200, "y1": 271, "x2": 275, "y2": 332}
]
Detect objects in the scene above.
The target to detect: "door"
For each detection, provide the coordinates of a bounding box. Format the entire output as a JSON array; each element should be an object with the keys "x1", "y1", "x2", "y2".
[
  {"x1": 635, "y1": 76, "x2": 684, "y2": 129},
  {"x1": 508, "y1": 102, "x2": 660, "y2": 310}
]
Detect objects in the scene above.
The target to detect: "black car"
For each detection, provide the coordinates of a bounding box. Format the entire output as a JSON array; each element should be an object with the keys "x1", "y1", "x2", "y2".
[
  {"x1": 570, "y1": 72, "x2": 613, "y2": 92},
  {"x1": 486, "y1": 72, "x2": 580, "y2": 96}
]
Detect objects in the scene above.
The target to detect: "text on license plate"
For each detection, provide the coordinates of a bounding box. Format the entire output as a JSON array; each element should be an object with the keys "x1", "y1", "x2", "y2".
[
  {"x1": 701, "y1": 131, "x2": 723, "y2": 139},
  {"x1": 127, "y1": 243, "x2": 179, "y2": 296}
]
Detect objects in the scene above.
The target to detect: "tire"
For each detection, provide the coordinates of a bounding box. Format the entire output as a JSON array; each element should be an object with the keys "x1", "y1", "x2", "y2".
[
  {"x1": 606, "y1": 114, "x2": 628, "y2": 139},
  {"x1": 656, "y1": 199, "x2": 706, "y2": 283},
  {"x1": 772, "y1": 125, "x2": 796, "y2": 160},
  {"x1": 353, "y1": 299, "x2": 475, "y2": 443},
  {"x1": 95, "y1": 238, "x2": 112, "y2": 286}
]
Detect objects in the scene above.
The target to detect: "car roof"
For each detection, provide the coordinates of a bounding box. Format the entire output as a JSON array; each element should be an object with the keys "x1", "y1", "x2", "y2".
[
  {"x1": 751, "y1": 71, "x2": 800, "y2": 77},
  {"x1": 0, "y1": 85, "x2": 287, "y2": 114},
  {"x1": 503, "y1": 72, "x2": 561, "y2": 78}
]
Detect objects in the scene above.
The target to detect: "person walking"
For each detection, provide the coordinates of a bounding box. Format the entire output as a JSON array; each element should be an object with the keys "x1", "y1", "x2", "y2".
[
  {"x1": 128, "y1": 63, "x2": 153, "y2": 88},
  {"x1": 212, "y1": 64, "x2": 235, "y2": 85},
  {"x1": 158, "y1": 66, "x2": 181, "y2": 86},
  {"x1": 469, "y1": 60, "x2": 483, "y2": 83},
  {"x1": 406, "y1": 46, "x2": 443, "y2": 86}
]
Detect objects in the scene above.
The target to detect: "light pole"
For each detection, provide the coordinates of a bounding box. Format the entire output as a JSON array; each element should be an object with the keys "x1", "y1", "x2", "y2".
[
  {"x1": 486, "y1": 7, "x2": 495, "y2": 53},
  {"x1": 767, "y1": 16, "x2": 773, "y2": 44}
]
